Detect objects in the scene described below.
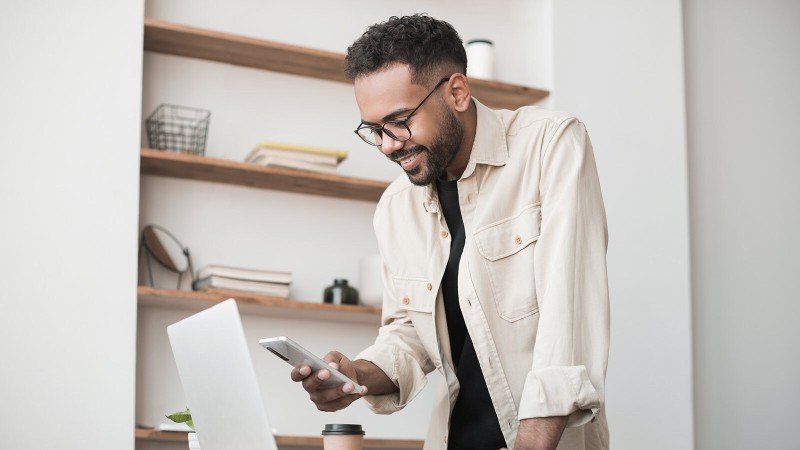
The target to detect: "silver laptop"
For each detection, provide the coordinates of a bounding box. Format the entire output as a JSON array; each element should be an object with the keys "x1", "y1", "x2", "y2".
[{"x1": 167, "y1": 299, "x2": 278, "y2": 450}]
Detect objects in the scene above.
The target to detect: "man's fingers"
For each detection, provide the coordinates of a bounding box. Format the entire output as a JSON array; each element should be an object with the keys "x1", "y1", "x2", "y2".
[
  {"x1": 301, "y1": 368, "x2": 331, "y2": 391},
  {"x1": 313, "y1": 392, "x2": 363, "y2": 412},
  {"x1": 309, "y1": 379, "x2": 367, "y2": 405},
  {"x1": 290, "y1": 364, "x2": 312, "y2": 382},
  {"x1": 323, "y1": 351, "x2": 345, "y2": 364},
  {"x1": 290, "y1": 350, "x2": 363, "y2": 413}
]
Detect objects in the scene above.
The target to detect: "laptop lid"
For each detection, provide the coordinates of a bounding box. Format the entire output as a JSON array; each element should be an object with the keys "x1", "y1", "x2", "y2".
[{"x1": 167, "y1": 299, "x2": 278, "y2": 450}]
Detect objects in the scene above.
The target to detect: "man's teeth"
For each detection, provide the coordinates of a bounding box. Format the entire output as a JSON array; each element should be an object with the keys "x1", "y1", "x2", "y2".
[{"x1": 397, "y1": 151, "x2": 419, "y2": 163}]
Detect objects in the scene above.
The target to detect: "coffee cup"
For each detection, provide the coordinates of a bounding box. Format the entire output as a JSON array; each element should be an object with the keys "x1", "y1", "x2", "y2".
[{"x1": 321, "y1": 424, "x2": 365, "y2": 450}]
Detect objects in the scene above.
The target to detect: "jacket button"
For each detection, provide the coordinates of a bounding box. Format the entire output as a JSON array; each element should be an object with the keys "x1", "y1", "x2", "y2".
[
  {"x1": 441, "y1": 231, "x2": 449, "y2": 238},
  {"x1": 514, "y1": 235, "x2": 523, "y2": 245},
  {"x1": 426, "y1": 283, "x2": 433, "y2": 291},
  {"x1": 402, "y1": 296, "x2": 410, "y2": 305}
]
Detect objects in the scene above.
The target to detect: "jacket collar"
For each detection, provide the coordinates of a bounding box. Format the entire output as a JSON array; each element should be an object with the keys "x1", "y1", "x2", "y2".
[
  {"x1": 423, "y1": 98, "x2": 509, "y2": 211},
  {"x1": 461, "y1": 98, "x2": 509, "y2": 178}
]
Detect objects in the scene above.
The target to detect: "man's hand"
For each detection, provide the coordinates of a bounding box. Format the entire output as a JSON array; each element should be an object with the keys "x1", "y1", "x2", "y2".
[
  {"x1": 511, "y1": 416, "x2": 568, "y2": 450},
  {"x1": 290, "y1": 351, "x2": 368, "y2": 412}
]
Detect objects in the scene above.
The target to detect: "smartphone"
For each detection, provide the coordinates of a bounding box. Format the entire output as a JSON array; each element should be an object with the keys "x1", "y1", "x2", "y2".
[{"x1": 259, "y1": 336, "x2": 364, "y2": 394}]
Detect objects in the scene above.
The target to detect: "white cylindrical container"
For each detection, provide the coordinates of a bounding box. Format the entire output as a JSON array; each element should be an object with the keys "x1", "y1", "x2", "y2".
[
  {"x1": 358, "y1": 254, "x2": 383, "y2": 306},
  {"x1": 466, "y1": 39, "x2": 495, "y2": 79},
  {"x1": 188, "y1": 432, "x2": 200, "y2": 450}
]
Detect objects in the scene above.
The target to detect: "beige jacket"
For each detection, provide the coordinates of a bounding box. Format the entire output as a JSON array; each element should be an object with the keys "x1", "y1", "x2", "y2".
[{"x1": 356, "y1": 99, "x2": 610, "y2": 450}]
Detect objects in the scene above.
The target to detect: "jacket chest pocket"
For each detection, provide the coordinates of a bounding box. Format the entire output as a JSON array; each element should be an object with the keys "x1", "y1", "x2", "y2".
[{"x1": 473, "y1": 204, "x2": 541, "y2": 322}]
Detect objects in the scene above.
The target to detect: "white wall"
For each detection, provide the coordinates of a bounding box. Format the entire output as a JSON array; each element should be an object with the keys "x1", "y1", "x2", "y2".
[
  {"x1": 683, "y1": 1, "x2": 800, "y2": 449},
  {"x1": 137, "y1": 0, "x2": 554, "y2": 443},
  {"x1": 0, "y1": 1, "x2": 143, "y2": 450},
  {"x1": 552, "y1": 1, "x2": 695, "y2": 449}
]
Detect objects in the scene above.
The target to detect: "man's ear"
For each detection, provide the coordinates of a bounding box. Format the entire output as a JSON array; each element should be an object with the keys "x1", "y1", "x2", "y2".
[{"x1": 447, "y1": 73, "x2": 472, "y2": 112}]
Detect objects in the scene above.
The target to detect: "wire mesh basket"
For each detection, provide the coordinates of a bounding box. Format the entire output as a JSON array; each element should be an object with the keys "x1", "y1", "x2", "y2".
[{"x1": 146, "y1": 104, "x2": 211, "y2": 155}]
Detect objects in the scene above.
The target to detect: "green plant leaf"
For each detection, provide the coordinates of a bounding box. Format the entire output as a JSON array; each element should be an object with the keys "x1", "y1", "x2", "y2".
[{"x1": 166, "y1": 407, "x2": 194, "y2": 430}]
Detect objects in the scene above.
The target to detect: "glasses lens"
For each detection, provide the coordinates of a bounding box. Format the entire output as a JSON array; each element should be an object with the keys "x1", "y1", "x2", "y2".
[
  {"x1": 383, "y1": 122, "x2": 410, "y2": 142},
  {"x1": 357, "y1": 127, "x2": 380, "y2": 145},
  {"x1": 355, "y1": 122, "x2": 411, "y2": 146}
]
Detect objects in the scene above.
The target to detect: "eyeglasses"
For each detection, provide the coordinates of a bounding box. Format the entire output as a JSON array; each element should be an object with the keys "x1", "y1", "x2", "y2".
[{"x1": 354, "y1": 76, "x2": 452, "y2": 146}]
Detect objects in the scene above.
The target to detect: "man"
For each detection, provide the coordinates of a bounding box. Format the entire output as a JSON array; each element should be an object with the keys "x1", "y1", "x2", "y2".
[{"x1": 291, "y1": 14, "x2": 609, "y2": 450}]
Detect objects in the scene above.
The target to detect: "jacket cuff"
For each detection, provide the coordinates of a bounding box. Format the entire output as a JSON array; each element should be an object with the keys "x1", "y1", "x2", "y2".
[
  {"x1": 355, "y1": 343, "x2": 428, "y2": 414},
  {"x1": 518, "y1": 365, "x2": 602, "y2": 427}
]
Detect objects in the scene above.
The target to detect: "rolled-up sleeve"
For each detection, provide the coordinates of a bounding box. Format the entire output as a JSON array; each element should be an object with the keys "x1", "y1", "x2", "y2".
[
  {"x1": 518, "y1": 118, "x2": 610, "y2": 427},
  {"x1": 356, "y1": 334, "x2": 430, "y2": 414}
]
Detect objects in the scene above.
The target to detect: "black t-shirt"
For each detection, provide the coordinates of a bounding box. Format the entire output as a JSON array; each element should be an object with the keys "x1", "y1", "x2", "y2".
[{"x1": 436, "y1": 179, "x2": 507, "y2": 450}]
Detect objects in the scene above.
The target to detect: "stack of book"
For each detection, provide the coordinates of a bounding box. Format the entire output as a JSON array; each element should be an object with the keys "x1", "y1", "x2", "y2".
[
  {"x1": 244, "y1": 140, "x2": 348, "y2": 174},
  {"x1": 192, "y1": 265, "x2": 292, "y2": 298}
]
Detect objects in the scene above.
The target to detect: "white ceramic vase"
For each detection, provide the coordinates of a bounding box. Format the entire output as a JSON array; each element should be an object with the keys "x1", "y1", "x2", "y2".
[
  {"x1": 358, "y1": 254, "x2": 383, "y2": 306},
  {"x1": 188, "y1": 432, "x2": 200, "y2": 450}
]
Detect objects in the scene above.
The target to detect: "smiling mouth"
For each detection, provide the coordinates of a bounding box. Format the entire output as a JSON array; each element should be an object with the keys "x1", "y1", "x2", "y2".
[
  {"x1": 389, "y1": 147, "x2": 424, "y2": 171},
  {"x1": 390, "y1": 146, "x2": 424, "y2": 164}
]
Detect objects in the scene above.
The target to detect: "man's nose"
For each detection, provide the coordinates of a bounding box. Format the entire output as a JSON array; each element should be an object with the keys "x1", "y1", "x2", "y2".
[{"x1": 379, "y1": 135, "x2": 404, "y2": 155}]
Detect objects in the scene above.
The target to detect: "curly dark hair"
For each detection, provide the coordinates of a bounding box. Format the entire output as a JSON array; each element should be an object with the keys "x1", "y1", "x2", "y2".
[{"x1": 344, "y1": 14, "x2": 467, "y2": 86}]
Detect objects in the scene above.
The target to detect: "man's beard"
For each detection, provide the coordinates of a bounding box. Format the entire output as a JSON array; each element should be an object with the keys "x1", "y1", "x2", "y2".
[{"x1": 389, "y1": 108, "x2": 464, "y2": 186}]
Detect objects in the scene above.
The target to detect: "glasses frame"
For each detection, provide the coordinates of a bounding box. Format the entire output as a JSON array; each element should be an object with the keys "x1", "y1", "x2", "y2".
[{"x1": 354, "y1": 75, "x2": 453, "y2": 146}]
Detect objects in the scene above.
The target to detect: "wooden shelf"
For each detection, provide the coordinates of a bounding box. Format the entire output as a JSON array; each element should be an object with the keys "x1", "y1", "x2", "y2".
[
  {"x1": 135, "y1": 428, "x2": 423, "y2": 449},
  {"x1": 143, "y1": 17, "x2": 549, "y2": 110},
  {"x1": 140, "y1": 148, "x2": 389, "y2": 202},
  {"x1": 138, "y1": 286, "x2": 382, "y2": 324}
]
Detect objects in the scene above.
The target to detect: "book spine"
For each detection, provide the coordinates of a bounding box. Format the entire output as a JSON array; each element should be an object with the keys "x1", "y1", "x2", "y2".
[{"x1": 251, "y1": 140, "x2": 348, "y2": 161}]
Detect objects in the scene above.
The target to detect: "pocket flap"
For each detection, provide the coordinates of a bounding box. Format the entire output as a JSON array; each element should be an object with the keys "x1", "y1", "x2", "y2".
[
  {"x1": 390, "y1": 276, "x2": 436, "y2": 313},
  {"x1": 474, "y1": 204, "x2": 541, "y2": 261}
]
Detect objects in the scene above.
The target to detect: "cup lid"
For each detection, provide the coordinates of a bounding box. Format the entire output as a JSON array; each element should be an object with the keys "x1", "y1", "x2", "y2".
[{"x1": 322, "y1": 424, "x2": 365, "y2": 435}]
